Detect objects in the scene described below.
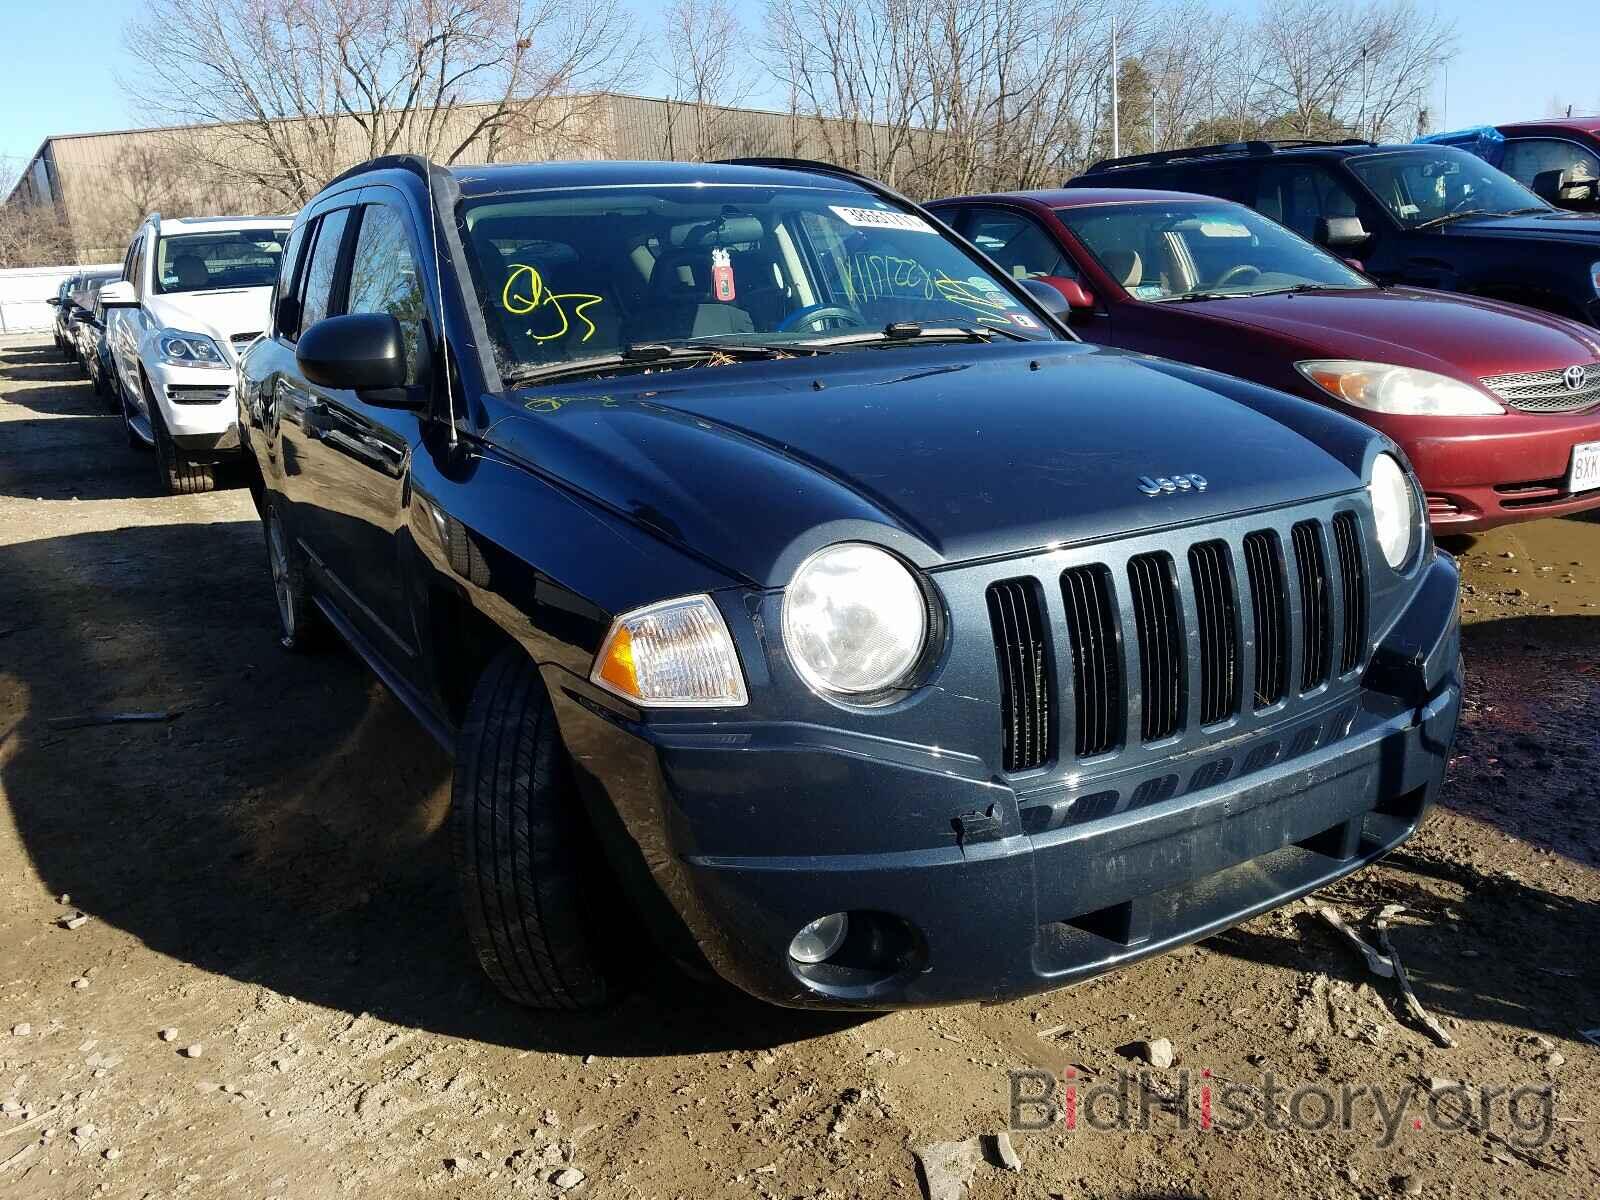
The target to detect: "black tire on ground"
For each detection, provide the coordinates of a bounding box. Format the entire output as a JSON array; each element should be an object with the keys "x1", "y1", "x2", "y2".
[
  {"x1": 120, "y1": 380, "x2": 145, "y2": 449},
  {"x1": 452, "y1": 651, "x2": 615, "y2": 1010},
  {"x1": 146, "y1": 381, "x2": 216, "y2": 494},
  {"x1": 262, "y1": 498, "x2": 326, "y2": 652}
]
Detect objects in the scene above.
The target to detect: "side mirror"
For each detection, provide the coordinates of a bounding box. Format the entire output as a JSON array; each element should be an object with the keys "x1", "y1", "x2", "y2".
[
  {"x1": 1316, "y1": 216, "x2": 1368, "y2": 248},
  {"x1": 98, "y1": 280, "x2": 138, "y2": 309},
  {"x1": 296, "y1": 313, "x2": 413, "y2": 402},
  {"x1": 1018, "y1": 277, "x2": 1071, "y2": 320},
  {"x1": 45, "y1": 296, "x2": 60, "y2": 306},
  {"x1": 1047, "y1": 277, "x2": 1097, "y2": 313}
]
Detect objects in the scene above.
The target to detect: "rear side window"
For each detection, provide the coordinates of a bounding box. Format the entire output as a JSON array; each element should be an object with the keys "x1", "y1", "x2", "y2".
[
  {"x1": 345, "y1": 205, "x2": 427, "y2": 384},
  {"x1": 1501, "y1": 138, "x2": 1600, "y2": 188},
  {"x1": 297, "y1": 209, "x2": 351, "y2": 333}
]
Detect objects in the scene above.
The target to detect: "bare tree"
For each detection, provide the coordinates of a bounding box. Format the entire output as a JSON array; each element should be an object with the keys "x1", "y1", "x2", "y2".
[
  {"x1": 658, "y1": 0, "x2": 759, "y2": 160},
  {"x1": 1249, "y1": 0, "x2": 1456, "y2": 142},
  {"x1": 762, "y1": 0, "x2": 926, "y2": 189},
  {"x1": 122, "y1": 0, "x2": 641, "y2": 209},
  {"x1": 0, "y1": 202, "x2": 78, "y2": 268}
]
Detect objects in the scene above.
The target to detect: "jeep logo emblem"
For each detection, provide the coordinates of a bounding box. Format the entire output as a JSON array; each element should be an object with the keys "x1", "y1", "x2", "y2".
[
  {"x1": 1139, "y1": 473, "x2": 1208, "y2": 496},
  {"x1": 1564, "y1": 365, "x2": 1589, "y2": 392}
]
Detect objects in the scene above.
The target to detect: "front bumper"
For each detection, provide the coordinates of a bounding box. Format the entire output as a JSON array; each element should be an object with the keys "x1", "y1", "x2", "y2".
[
  {"x1": 1391, "y1": 410, "x2": 1600, "y2": 531},
  {"x1": 146, "y1": 360, "x2": 240, "y2": 446},
  {"x1": 549, "y1": 551, "x2": 1462, "y2": 1010}
]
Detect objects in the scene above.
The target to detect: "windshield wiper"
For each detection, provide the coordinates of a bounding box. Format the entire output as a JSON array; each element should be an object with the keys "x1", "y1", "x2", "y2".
[
  {"x1": 1245, "y1": 283, "x2": 1352, "y2": 298},
  {"x1": 498, "y1": 340, "x2": 825, "y2": 388},
  {"x1": 1413, "y1": 209, "x2": 1494, "y2": 230},
  {"x1": 798, "y1": 321, "x2": 1032, "y2": 348}
]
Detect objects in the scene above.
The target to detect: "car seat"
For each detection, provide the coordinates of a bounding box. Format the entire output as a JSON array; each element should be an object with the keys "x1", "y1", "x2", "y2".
[{"x1": 172, "y1": 255, "x2": 210, "y2": 290}]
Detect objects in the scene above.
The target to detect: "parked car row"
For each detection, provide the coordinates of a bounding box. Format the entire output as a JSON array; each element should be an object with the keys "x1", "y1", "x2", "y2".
[{"x1": 53, "y1": 128, "x2": 1589, "y2": 1014}]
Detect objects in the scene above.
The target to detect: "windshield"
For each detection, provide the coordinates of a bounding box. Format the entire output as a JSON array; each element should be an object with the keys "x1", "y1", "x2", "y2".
[
  {"x1": 1348, "y1": 148, "x2": 1549, "y2": 228},
  {"x1": 1055, "y1": 200, "x2": 1370, "y2": 301},
  {"x1": 154, "y1": 229, "x2": 288, "y2": 294},
  {"x1": 457, "y1": 184, "x2": 1055, "y2": 375}
]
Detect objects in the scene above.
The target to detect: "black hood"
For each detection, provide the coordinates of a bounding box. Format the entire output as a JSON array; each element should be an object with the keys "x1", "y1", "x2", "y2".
[
  {"x1": 1444, "y1": 210, "x2": 1600, "y2": 245},
  {"x1": 482, "y1": 343, "x2": 1375, "y2": 588}
]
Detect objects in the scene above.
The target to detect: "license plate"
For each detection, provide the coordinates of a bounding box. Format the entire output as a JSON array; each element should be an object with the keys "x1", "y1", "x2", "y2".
[{"x1": 1570, "y1": 441, "x2": 1600, "y2": 495}]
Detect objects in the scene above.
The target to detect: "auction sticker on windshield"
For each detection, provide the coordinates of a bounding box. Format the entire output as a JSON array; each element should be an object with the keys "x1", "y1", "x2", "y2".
[
  {"x1": 829, "y1": 206, "x2": 937, "y2": 234},
  {"x1": 1569, "y1": 441, "x2": 1600, "y2": 494}
]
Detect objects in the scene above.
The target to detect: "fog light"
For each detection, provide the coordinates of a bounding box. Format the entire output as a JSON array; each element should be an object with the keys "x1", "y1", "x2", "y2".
[{"x1": 788, "y1": 913, "x2": 850, "y2": 964}]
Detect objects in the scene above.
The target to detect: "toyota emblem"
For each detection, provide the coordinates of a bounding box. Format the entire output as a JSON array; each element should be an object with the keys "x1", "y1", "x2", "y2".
[{"x1": 1564, "y1": 365, "x2": 1589, "y2": 392}]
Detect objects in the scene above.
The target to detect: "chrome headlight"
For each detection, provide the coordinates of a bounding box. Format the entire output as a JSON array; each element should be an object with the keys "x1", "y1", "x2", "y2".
[
  {"x1": 1368, "y1": 453, "x2": 1418, "y2": 569},
  {"x1": 782, "y1": 543, "x2": 928, "y2": 699},
  {"x1": 1297, "y1": 360, "x2": 1501, "y2": 416},
  {"x1": 591, "y1": 595, "x2": 747, "y2": 708},
  {"x1": 158, "y1": 329, "x2": 229, "y2": 369}
]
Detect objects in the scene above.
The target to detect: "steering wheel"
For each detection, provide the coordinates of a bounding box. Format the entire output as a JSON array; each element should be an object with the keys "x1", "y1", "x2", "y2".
[
  {"x1": 1214, "y1": 264, "x2": 1262, "y2": 289},
  {"x1": 777, "y1": 304, "x2": 863, "y2": 333}
]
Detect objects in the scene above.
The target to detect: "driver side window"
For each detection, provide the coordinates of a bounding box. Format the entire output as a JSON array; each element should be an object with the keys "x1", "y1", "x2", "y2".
[
  {"x1": 965, "y1": 209, "x2": 1080, "y2": 281},
  {"x1": 1254, "y1": 165, "x2": 1362, "y2": 242}
]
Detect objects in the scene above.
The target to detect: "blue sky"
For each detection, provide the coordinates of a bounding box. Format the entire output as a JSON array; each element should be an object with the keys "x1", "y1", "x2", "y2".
[{"x1": 3, "y1": 0, "x2": 1596, "y2": 171}]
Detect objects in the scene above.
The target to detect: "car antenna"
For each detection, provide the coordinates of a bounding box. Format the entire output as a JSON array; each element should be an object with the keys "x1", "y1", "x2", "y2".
[{"x1": 425, "y1": 159, "x2": 458, "y2": 450}]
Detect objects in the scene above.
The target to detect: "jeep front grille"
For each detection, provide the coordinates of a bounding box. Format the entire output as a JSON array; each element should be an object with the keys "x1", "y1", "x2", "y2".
[
  {"x1": 1188, "y1": 540, "x2": 1239, "y2": 725},
  {"x1": 1243, "y1": 531, "x2": 1288, "y2": 708},
  {"x1": 1060, "y1": 565, "x2": 1121, "y2": 758},
  {"x1": 1480, "y1": 365, "x2": 1600, "y2": 413},
  {"x1": 986, "y1": 578, "x2": 1053, "y2": 772},
  {"x1": 1331, "y1": 512, "x2": 1367, "y2": 676},
  {"x1": 987, "y1": 511, "x2": 1367, "y2": 773},
  {"x1": 1291, "y1": 521, "x2": 1330, "y2": 691},
  {"x1": 1128, "y1": 553, "x2": 1182, "y2": 742}
]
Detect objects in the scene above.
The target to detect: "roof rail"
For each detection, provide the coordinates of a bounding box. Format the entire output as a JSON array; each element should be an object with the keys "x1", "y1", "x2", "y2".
[
  {"x1": 321, "y1": 153, "x2": 435, "y2": 192},
  {"x1": 1082, "y1": 140, "x2": 1277, "y2": 174},
  {"x1": 714, "y1": 156, "x2": 878, "y2": 185},
  {"x1": 1263, "y1": 137, "x2": 1376, "y2": 149},
  {"x1": 1082, "y1": 136, "x2": 1378, "y2": 175}
]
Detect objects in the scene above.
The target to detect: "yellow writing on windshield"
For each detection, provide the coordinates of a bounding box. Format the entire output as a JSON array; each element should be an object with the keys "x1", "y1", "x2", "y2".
[{"x1": 502, "y1": 263, "x2": 604, "y2": 343}]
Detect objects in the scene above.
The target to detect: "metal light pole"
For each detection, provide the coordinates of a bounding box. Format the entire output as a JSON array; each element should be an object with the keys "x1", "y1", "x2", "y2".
[{"x1": 1110, "y1": 14, "x2": 1120, "y2": 159}]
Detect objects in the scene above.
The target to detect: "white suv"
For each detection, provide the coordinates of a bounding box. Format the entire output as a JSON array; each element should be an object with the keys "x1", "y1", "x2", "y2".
[{"x1": 102, "y1": 213, "x2": 292, "y2": 493}]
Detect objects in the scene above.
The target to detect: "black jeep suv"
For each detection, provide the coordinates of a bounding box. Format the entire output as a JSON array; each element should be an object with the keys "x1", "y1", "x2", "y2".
[
  {"x1": 1069, "y1": 140, "x2": 1600, "y2": 328},
  {"x1": 237, "y1": 154, "x2": 1460, "y2": 1010}
]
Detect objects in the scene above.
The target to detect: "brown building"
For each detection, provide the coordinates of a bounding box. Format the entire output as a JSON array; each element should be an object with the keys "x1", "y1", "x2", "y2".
[{"x1": 7, "y1": 93, "x2": 919, "y2": 262}]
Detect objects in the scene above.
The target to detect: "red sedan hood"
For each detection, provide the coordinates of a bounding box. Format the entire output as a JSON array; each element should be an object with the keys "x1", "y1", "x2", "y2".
[{"x1": 1182, "y1": 287, "x2": 1600, "y2": 378}]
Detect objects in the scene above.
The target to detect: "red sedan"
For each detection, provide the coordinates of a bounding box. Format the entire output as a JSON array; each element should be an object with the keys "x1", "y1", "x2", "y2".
[{"x1": 927, "y1": 188, "x2": 1600, "y2": 532}]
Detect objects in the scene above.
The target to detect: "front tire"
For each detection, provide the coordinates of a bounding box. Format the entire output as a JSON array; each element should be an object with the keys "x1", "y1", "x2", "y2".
[
  {"x1": 263, "y1": 499, "x2": 325, "y2": 652},
  {"x1": 452, "y1": 652, "x2": 614, "y2": 1010},
  {"x1": 147, "y1": 383, "x2": 216, "y2": 495}
]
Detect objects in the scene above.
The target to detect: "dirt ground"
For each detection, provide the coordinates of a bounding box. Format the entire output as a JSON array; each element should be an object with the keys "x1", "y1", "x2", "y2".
[{"x1": 1, "y1": 333, "x2": 1597, "y2": 1200}]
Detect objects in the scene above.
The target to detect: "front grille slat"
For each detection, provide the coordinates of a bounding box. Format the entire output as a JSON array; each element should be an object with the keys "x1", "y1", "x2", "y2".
[
  {"x1": 1331, "y1": 512, "x2": 1367, "y2": 675},
  {"x1": 1292, "y1": 521, "x2": 1331, "y2": 691},
  {"x1": 986, "y1": 579, "x2": 1053, "y2": 772},
  {"x1": 1128, "y1": 553, "x2": 1182, "y2": 741},
  {"x1": 1189, "y1": 540, "x2": 1239, "y2": 724},
  {"x1": 1061, "y1": 565, "x2": 1121, "y2": 757},
  {"x1": 1244, "y1": 531, "x2": 1288, "y2": 708}
]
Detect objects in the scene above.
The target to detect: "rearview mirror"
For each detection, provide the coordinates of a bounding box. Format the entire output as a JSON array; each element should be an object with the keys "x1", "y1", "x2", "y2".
[
  {"x1": 1316, "y1": 216, "x2": 1368, "y2": 248},
  {"x1": 1018, "y1": 277, "x2": 1071, "y2": 320},
  {"x1": 297, "y1": 313, "x2": 414, "y2": 403},
  {"x1": 98, "y1": 280, "x2": 137, "y2": 309}
]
